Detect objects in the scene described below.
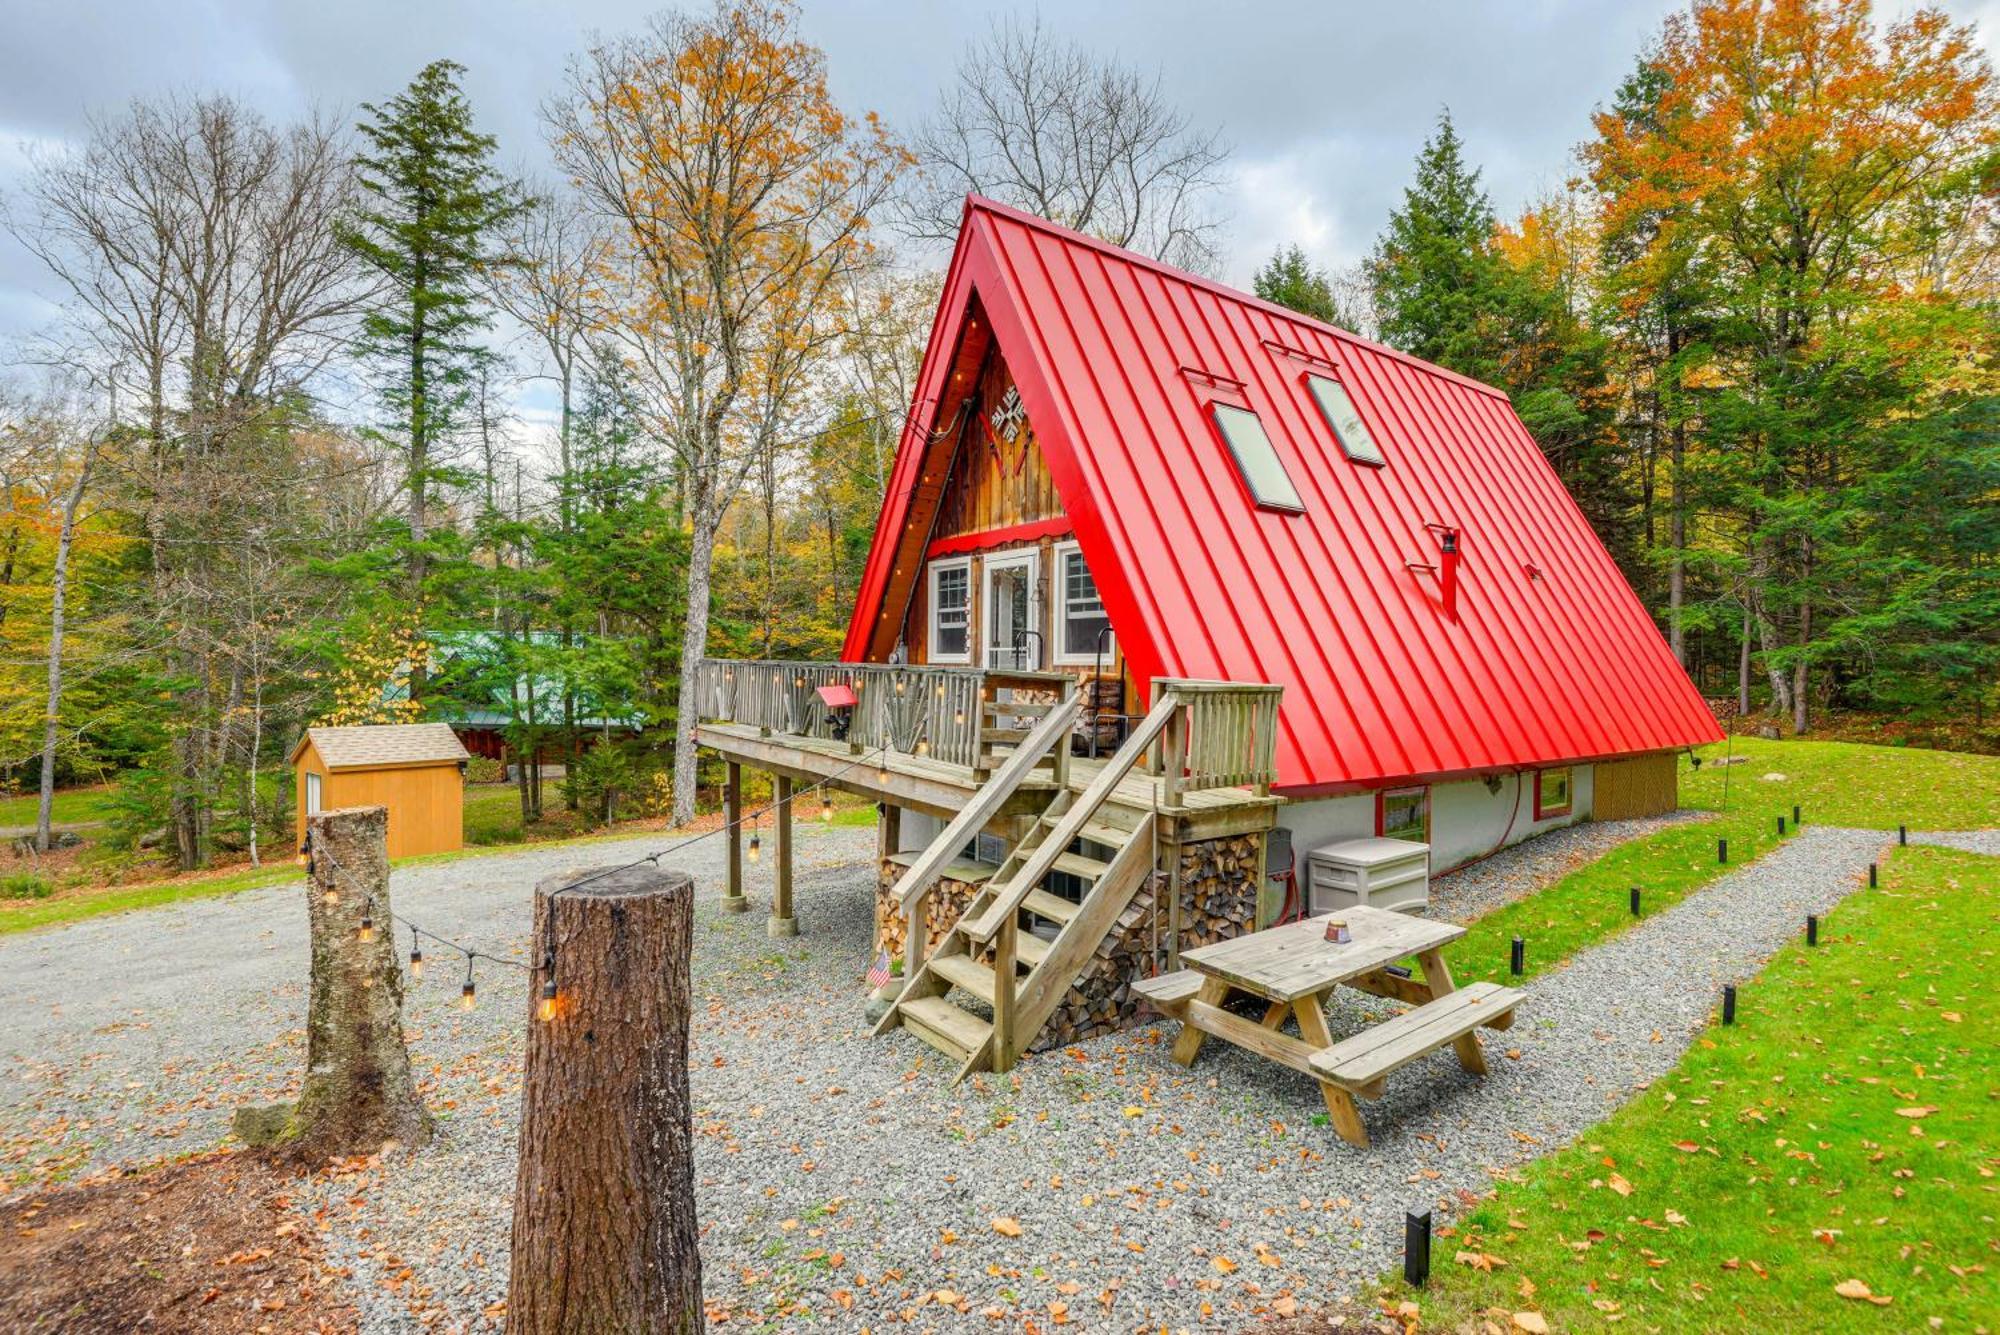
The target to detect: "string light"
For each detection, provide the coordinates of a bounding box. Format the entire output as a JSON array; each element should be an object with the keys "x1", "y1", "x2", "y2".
[
  {"x1": 409, "y1": 927, "x2": 424, "y2": 980},
  {"x1": 461, "y1": 958, "x2": 477, "y2": 1011},
  {"x1": 820, "y1": 792, "x2": 834, "y2": 822},
  {"x1": 296, "y1": 838, "x2": 310, "y2": 869},
  {"x1": 538, "y1": 977, "x2": 558, "y2": 1023},
  {"x1": 358, "y1": 913, "x2": 375, "y2": 943},
  {"x1": 747, "y1": 823, "x2": 761, "y2": 863}
]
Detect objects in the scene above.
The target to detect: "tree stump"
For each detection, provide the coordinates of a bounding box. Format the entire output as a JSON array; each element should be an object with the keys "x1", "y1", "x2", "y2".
[
  {"x1": 508, "y1": 864, "x2": 701, "y2": 1334},
  {"x1": 281, "y1": 805, "x2": 432, "y2": 1162}
]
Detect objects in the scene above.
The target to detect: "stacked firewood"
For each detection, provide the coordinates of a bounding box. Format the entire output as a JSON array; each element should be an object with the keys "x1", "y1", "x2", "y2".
[
  {"x1": 1029, "y1": 832, "x2": 1262, "y2": 1051},
  {"x1": 873, "y1": 863, "x2": 981, "y2": 961}
]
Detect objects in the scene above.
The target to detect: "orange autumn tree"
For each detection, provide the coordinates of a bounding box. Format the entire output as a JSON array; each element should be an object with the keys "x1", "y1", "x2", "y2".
[
  {"x1": 548, "y1": 0, "x2": 908, "y2": 823},
  {"x1": 1585, "y1": 0, "x2": 1999, "y2": 731}
]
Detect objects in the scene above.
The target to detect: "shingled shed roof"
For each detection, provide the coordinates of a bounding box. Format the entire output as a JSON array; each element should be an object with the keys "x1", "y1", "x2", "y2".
[
  {"x1": 844, "y1": 196, "x2": 1722, "y2": 795},
  {"x1": 290, "y1": 723, "x2": 470, "y2": 771}
]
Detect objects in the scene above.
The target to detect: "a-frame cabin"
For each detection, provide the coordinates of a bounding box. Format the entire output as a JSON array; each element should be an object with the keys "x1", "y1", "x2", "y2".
[{"x1": 694, "y1": 196, "x2": 1721, "y2": 1081}]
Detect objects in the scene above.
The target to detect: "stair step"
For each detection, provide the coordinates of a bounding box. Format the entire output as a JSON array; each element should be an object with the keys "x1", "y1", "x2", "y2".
[
  {"x1": 900, "y1": 995, "x2": 992, "y2": 1060},
  {"x1": 1044, "y1": 814, "x2": 1139, "y2": 847},
  {"x1": 930, "y1": 953, "x2": 998, "y2": 1004},
  {"x1": 1021, "y1": 888, "x2": 1080, "y2": 925},
  {"x1": 1051, "y1": 851, "x2": 1111, "y2": 881},
  {"x1": 1016, "y1": 932, "x2": 1053, "y2": 967}
]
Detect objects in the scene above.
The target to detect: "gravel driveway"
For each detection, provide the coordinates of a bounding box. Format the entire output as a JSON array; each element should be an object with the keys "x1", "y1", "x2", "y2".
[{"x1": 0, "y1": 820, "x2": 1920, "y2": 1330}]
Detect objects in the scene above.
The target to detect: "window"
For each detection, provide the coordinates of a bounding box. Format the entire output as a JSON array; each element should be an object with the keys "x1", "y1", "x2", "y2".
[
  {"x1": 305, "y1": 771, "x2": 323, "y2": 815},
  {"x1": 1053, "y1": 542, "x2": 1112, "y2": 664},
  {"x1": 1534, "y1": 767, "x2": 1573, "y2": 820},
  {"x1": 1377, "y1": 785, "x2": 1429, "y2": 843},
  {"x1": 1210, "y1": 403, "x2": 1304, "y2": 512},
  {"x1": 1305, "y1": 375, "x2": 1385, "y2": 465},
  {"x1": 928, "y1": 559, "x2": 970, "y2": 663}
]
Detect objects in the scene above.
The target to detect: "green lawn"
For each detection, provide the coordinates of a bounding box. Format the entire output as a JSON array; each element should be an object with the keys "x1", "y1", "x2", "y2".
[
  {"x1": 1451, "y1": 738, "x2": 2000, "y2": 987},
  {"x1": 0, "y1": 785, "x2": 116, "y2": 829},
  {"x1": 1682, "y1": 735, "x2": 2000, "y2": 830},
  {"x1": 1402, "y1": 843, "x2": 1999, "y2": 1332}
]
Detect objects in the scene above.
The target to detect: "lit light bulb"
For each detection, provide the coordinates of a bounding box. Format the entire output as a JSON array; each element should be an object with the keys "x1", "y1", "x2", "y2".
[
  {"x1": 915, "y1": 738, "x2": 929, "y2": 756},
  {"x1": 877, "y1": 763, "x2": 891, "y2": 784},
  {"x1": 895, "y1": 678, "x2": 905, "y2": 695},
  {"x1": 935, "y1": 684, "x2": 946, "y2": 698},
  {"x1": 820, "y1": 794, "x2": 834, "y2": 823},
  {"x1": 322, "y1": 886, "x2": 339, "y2": 906},
  {"x1": 538, "y1": 980, "x2": 558, "y2": 1023},
  {"x1": 358, "y1": 915, "x2": 375, "y2": 943},
  {"x1": 295, "y1": 843, "x2": 310, "y2": 868},
  {"x1": 409, "y1": 947, "x2": 424, "y2": 980},
  {"x1": 747, "y1": 830, "x2": 761, "y2": 864},
  {"x1": 953, "y1": 710, "x2": 965, "y2": 726},
  {"x1": 460, "y1": 977, "x2": 476, "y2": 1010},
  {"x1": 794, "y1": 676, "x2": 805, "y2": 688}
]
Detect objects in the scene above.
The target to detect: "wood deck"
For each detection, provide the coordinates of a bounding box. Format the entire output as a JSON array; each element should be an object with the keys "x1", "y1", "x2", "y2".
[{"x1": 694, "y1": 719, "x2": 1281, "y2": 839}]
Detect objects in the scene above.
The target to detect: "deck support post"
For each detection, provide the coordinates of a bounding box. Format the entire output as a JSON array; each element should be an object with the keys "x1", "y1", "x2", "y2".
[
  {"x1": 767, "y1": 774, "x2": 796, "y2": 937},
  {"x1": 721, "y1": 762, "x2": 747, "y2": 913},
  {"x1": 991, "y1": 914, "x2": 1018, "y2": 1072}
]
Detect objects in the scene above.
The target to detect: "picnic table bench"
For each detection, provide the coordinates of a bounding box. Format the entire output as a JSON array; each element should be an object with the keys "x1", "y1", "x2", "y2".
[{"x1": 1134, "y1": 905, "x2": 1521, "y2": 1147}]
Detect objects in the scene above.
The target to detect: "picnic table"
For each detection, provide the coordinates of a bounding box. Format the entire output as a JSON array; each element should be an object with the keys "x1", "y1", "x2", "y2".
[{"x1": 1135, "y1": 905, "x2": 1521, "y2": 1147}]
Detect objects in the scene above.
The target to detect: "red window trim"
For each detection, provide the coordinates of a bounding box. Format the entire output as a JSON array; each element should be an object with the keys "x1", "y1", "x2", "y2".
[
  {"x1": 1375, "y1": 784, "x2": 1429, "y2": 839},
  {"x1": 924, "y1": 517, "x2": 1073, "y2": 559},
  {"x1": 1533, "y1": 768, "x2": 1573, "y2": 820}
]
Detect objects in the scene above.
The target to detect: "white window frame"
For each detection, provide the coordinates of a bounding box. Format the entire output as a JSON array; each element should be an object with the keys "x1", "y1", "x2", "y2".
[
  {"x1": 927, "y1": 557, "x2": 972, "y2": 665},
  {"x1": 305, "y1": 771, "x2": 323, "y2": 815},
  {"x1": 980, "y1": 549, "x2": 1042, "y2": 669},
  {"x1": 1052, "y1": 540, "x2": 1113, "y2": 665}
]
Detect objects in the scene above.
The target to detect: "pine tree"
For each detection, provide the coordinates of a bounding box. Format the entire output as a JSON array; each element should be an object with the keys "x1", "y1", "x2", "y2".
[
  {"x1": 341, "y1": 60, "x2": 525, "y2": 703},
  {"x1": 1368, "y1": 109, "x2": 1504, "y2": 376},
  {"x1": 1252, "y1": 245, "x2": 1344, "y2": 325}
]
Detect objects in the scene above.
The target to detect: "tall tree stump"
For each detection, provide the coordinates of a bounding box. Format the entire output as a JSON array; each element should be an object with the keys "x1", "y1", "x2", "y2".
[
  {"x1": 284, "y1": 805, "x2": 433, "y2": 1161},
  {"x1": 508, "y1": 864, "x2": 701, "y2": 1334}
]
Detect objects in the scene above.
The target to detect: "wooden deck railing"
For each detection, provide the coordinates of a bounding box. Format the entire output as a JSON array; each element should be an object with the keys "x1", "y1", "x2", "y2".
[
  {"x1": 694, "y1": 658, "x2": 1073, "y2": 772},
  {"x1": 1150, "y1": 678, "x2": 1284, "y2": 802}
]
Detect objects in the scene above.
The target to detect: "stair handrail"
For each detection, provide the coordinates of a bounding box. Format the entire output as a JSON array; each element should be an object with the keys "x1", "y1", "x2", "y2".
[
  {"x1": 959, "y1": 687, "x2": 1182, "y2": 944},
  {"x1": 889, "y1": 693, "x2": 1083, "y2": 914}
]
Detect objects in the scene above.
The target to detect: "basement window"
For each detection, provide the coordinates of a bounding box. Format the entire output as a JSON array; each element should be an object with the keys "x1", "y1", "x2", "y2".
[
  {"x1": 1210, "y1": 403, "x2": 1304, "y2": 512},
  {"x1": 1534, "y1": 767, "x2": 1573, "y2": 820},
  {"x1": 1306, "y1": 375, "x2": 1385, "y2": 465},
  {"x1": 928, "y1": 558, "x2": 970, "y2": 663},
  {"x1": 1377, "y1": 785, "x2": 1429, "y2": 843}
]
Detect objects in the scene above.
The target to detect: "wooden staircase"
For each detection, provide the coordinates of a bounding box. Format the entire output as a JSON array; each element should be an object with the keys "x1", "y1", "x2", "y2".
[{"x1": 872, "y1": 692, "x2": 1181, "y2": 1081}]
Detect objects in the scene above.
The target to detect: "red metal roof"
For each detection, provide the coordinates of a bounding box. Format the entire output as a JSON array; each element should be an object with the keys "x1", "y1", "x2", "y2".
[{"x1": 845, "y1": 197, "x2": 1723, "y2": 794}]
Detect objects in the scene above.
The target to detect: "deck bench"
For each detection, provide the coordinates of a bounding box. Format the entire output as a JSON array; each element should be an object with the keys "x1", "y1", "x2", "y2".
[
  {"x1": 1132, "y1": 969, "x2": 1203, "y2": 1014},
  {"x1": 1308, "y1": 982, "x2": 1522, "y2": 1100}
]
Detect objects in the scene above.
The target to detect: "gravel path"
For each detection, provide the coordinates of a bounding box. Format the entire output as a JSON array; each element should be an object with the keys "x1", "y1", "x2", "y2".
[
  {"x1": 1912, "y1": 829, "x2": 2000, "y2": 857},
  {"x1": 0, "y1": 820, "x2": 1931, "y2": 1330},
  {"x1": 1425, "y1": 810, "x2": 1711, "y2": 923}
]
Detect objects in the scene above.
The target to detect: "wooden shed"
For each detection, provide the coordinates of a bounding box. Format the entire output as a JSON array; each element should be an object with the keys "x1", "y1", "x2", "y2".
[{"x1": 290, "y1": 723, "x2": 470, "y2": 859}]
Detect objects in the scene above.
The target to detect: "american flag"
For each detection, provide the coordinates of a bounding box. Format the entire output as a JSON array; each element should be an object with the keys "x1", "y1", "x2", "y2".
[{"x1": 866, "y1": 949, "x2": 895, "y2": 989}]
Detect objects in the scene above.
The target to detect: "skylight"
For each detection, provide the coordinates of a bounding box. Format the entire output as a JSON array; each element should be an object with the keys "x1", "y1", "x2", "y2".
[
  {"x1": 1306, "y1": 375, "x2": 1385, "y2": 466},
  {"x1": 1211, "y1": 404, "x2": 1304, "y2": 512}
]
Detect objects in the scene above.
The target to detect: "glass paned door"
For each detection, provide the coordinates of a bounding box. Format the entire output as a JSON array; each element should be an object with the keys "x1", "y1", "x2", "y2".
[{"x1": 983, "y1": 552, "x2": 1041, "y2": 669}]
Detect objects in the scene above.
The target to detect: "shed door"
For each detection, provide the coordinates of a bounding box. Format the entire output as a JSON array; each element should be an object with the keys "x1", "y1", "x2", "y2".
[{"x1": 305, "y1": 772, "x2": 322, "y2": 815}]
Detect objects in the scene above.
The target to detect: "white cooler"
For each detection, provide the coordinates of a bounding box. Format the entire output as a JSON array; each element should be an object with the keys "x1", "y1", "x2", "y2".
[{"x1": 1306, "y1": 837, "x2": 1430, "y2": 915}]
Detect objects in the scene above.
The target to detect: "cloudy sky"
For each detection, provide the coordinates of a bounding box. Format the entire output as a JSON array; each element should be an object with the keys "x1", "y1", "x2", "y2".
[{"x1": 2, "y1": 0, "x2": 1994, "y2": 407}]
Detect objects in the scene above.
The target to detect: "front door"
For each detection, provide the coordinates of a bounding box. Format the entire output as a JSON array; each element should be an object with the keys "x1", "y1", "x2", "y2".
[{"x1": 983, "y1": 551, "x2": 1041, "y2": 669}]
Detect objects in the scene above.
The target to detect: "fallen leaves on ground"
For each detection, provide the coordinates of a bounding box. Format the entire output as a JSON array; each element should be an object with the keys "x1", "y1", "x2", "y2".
[{"x1": 1835, "y1": 1278, "x2": 1894, "y2": 1306}]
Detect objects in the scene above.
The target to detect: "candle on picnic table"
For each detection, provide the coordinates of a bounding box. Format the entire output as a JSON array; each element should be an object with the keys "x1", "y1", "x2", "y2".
[{"x1": 1323, "y1": 918, "x2": 1351, "y2": 944}]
